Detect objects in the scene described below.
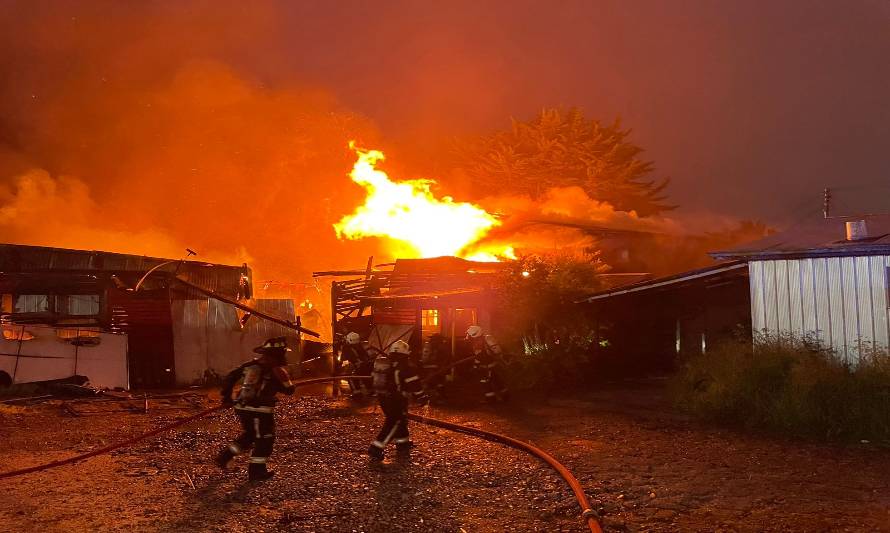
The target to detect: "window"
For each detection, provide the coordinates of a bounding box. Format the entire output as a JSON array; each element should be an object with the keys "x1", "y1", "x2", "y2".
[
  {"x1": 66, "y1": 295, "x2": 100, "y2": 316},
  {"x1": 14, "y1": 295, "x2": 49, "y2": 313},
  {"x1": 1, "y1": 294, "x2": 11, "y2": 314},
  {"x1": 421, "y1": 309, "x2": 441, "y2": 338}
]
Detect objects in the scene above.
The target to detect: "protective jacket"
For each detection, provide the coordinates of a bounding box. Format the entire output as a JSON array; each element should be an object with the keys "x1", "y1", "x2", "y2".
[
  {"x1": 341, "y1": 343, "x2": 370, "y2": 366},
  {"x1": 221, "y1": 359, "x2": 295, "y2": 410},
  {"x1": 471, "y1": 335, "x2": 508, "y2": 402},
  {"x1": 371, "y1": 352, "x2": 424, "y2": 399}
]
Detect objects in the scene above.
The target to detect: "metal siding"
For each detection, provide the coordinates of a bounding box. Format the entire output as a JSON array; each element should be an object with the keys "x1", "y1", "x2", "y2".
[
  {"x1": 826, "y1": 258, "x2": 848, "y2": 360},
  {"x1": 838, "y1": 257, "x2": 860, "y2": 363},
  {"x1": 749, "y1": 261, "x2": 766, "y2": 334},
  {"x1": 775, "y1": 260, "x2": 792, "y2": 334},
  {"x1": 813, "y1": 257, "x2": 834, "y2": 351},
  {"x1": 870, "y1": 256, "x2": 890, "y2": 351},
  {"x1": 786, "y1": 260, "x2": 803, "y2": 337},
  {"x1": 854, "y1": 256, "x2": 875, "y2": 355},
  {"x1": 799, "y1": 258, "x2": 818, "y2": 336},
  {"x1": 763, "y1": 261, "x2": 780, "y2": 335}
]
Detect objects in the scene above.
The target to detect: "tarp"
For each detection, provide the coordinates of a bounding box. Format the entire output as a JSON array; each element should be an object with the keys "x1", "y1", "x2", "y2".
[
  {"x1": 367, "y1": 324, "x2": 414, "y2": 356},
  {"x1": 0, "y1": 324, "x2": 128, "y2": 389}
]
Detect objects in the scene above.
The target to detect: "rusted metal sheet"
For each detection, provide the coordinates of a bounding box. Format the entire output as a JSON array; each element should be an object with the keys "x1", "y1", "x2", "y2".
[{"x1": 0, "y1": 243, "x2": 249, "y2": 299}]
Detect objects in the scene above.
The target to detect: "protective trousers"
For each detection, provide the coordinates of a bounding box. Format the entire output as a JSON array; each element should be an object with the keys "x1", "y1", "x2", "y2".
[
  {"x1": 481, "y1": 366, "x2": 508, "y2": 401},
  {"x1": 229, "y1": 408, "x2": 275, "y2": 477},
  {"x1": 371, "y1": 394, "x2": 409, "y2": 449}
]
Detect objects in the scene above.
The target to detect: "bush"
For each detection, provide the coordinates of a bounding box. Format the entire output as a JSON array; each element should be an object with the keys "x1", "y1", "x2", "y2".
[{"x1": 671, "y1": 336, "x2": 890, "y2": 441}]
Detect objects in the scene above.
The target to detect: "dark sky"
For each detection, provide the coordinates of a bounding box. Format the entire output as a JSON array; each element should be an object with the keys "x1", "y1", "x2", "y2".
[
  {"x1": 253, "y1": 0, "x2": 890, "y2": 223},
  {"x1": 2, "y1": 0, "x2": 889, "y2": 227}
]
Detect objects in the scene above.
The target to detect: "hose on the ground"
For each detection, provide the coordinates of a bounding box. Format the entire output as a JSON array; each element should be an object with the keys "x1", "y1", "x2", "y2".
[{"x1": 0, "y1": 375, "x2": 601, "y2": 532}]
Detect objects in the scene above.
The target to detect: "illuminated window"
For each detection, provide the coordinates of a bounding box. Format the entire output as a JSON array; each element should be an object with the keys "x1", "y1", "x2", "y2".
[
  {"x1": 421, "y1": 309, "x2": 439, "y2": 327},
  {"x1": 1, "y1": 294, "x2": 11, "y2": 314},
  {"x1": 421, "y1": 309, "x2": 440, "y2": 338}
]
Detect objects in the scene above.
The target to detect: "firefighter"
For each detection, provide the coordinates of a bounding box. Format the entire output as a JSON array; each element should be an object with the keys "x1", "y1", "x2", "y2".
[
  {"x1": 466, "y1": 325, "x2": 509, "y2": 402},
  {"x1": 420, "y1": 333, "x2": 449, "y2": 398},
  {"x1": 340, "y1": 331, "x2": 372, "y2": 397},
  {"x1": 367, "y1": 340, "x2": 428, "y2": 460},
  {"x1": 214, "y1": 336, "x2": 296, "y2": 481}
]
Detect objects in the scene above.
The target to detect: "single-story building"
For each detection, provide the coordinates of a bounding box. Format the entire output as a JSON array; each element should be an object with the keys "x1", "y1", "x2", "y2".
[
  {"x1": 1, "y1": 243, "x2": 302, "y2": 388},
  {"x1": 711, "y1": 215, "x2": 890, "y2": 363},
  {"x1": 316, "y1": 256, "x2": 505, "y2": 357},
  {"x1": 579, "y1": 215, "x2": 890, "y2": 372},
  {"x1": 579, "y1": 260, "x2": 751, "y2": 375}
]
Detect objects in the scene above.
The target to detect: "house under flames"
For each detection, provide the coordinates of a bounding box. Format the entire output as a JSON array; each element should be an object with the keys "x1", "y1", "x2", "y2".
[
  {"x1": 0, "y1": 243, "x2": 304, "y2": 388},
  {"x1": 315, "y1": 257, "x2": 506, "y2": 358}
]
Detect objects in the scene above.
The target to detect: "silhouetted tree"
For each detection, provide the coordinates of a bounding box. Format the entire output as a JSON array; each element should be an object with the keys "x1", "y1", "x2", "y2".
[{"x1": 453, "y1": 108, "x2": 673, "y2": 216}]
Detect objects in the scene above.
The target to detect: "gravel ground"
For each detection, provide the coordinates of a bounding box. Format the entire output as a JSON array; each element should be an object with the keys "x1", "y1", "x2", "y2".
[{"x1": 0, "y1": 380, "x2": 888, "y2": 532}]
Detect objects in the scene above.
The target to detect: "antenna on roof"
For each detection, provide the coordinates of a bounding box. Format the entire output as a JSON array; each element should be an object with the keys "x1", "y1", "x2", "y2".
[{"x1": 823, "y1": 188, "x2": 831, "y2": 219}]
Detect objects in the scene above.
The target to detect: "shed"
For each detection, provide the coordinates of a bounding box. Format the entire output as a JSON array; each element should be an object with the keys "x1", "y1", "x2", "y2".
[
  {"x1": 711, "y1": 215, "x2": 890, "y2": 362},
  {"x1": 579, "y1": 261, "x2": 751, "y2": 375},
  {"x1": 0, "y1": 243, "x2": 301, "y2": 387}
]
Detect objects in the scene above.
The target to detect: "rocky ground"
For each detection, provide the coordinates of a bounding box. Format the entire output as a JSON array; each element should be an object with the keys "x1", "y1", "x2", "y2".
[{"x1": 0, "y1": 379, "x2": 888, "y2": 532}]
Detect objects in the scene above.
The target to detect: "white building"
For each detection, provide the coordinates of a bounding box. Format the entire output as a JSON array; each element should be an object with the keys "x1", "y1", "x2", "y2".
[{"x1": 712, "y1": 215, "x2": 890, "y2": 363}]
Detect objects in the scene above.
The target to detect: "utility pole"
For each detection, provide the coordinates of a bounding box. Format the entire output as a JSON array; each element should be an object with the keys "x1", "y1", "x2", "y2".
[{"x1": 823, "y1": 187, "x2": 831, "y2": 219}]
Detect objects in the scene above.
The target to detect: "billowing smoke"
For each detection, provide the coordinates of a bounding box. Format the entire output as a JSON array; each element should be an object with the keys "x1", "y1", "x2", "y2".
[{"x1": 0, "y1": 3, "x2": 385, "y2": 284}]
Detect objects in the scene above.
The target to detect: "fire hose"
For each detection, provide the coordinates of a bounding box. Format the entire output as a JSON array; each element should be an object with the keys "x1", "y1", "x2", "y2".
[{"x1": 0, "y1": 375, "x2": 601, "y2": 532}]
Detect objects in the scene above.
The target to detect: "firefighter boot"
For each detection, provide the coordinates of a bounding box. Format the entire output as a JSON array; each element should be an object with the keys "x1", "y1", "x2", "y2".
[
  {"x1": 214, "y1": 447, "x2": 236, "y2": 469},
  {"x1": 395, "y1": 439, "x2": 414, "y2": 453},
  {"x1": 367, "y1": 444, "x2": 384, "y2": 461},
  {"x1": 248, "y1": 462, "x2": 274, "y2": 482}
]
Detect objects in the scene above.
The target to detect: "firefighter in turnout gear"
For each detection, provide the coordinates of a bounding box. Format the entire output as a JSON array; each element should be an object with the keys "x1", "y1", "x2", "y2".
[
  {"x1": 420, "y1": 334, "x2": 449, "y2": 399},
  {"x1": 367, "y1": 340, "x2": 428, "y2": 460},
  {"x1": 340, "y1": 331, "x2": 372, "y2": 397},
  {"x1": 214, "y1": 336, "x2": 296, "y2": 481},
  {"x1": 466, "y1": 325, "x2": 509, "y2": 402}
]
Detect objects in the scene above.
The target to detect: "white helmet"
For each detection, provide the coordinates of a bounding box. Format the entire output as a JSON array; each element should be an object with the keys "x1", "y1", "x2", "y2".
[
  {"x1": 345, "y1": 332, "x2": 361, "y2": 345},
  {"x1": 389, "y1": 340, "x2": 411, "y2": 355},
  {"x1": 466, "y1": 325, "x2": 483, "y2": 339}
]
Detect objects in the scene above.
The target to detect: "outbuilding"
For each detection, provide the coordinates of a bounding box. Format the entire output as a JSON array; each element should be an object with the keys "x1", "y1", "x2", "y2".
[{"x1": 711, "y1": 215, "x2": 890, "y2": 363}]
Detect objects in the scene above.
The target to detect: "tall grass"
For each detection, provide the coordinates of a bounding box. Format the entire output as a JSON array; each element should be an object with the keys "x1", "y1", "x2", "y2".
[{"x1": 671, "y1": 335, "x2": 890, "y2": 441}]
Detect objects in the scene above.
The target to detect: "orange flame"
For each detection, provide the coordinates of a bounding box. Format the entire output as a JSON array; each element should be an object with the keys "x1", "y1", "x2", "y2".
[{"x1": 334, "y1": 143, "x2": 515, "y2": 261}]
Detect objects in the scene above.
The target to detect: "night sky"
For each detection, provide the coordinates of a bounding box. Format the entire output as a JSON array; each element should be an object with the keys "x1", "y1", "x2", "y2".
[
  {"x1": 245, "y1": 1, "x2": 890, "y2": 222},
  {"x1": 1, "y1": 0, "x2": 888, "y2": 269}
]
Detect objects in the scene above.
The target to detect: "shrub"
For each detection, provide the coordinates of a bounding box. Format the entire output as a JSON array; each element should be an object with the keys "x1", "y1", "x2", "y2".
[{"x1": 671, "y1": 335, "x2": 890, "y2": 442}]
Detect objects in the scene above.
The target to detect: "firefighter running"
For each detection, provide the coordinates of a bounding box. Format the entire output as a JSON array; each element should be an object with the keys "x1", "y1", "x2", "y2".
[
  {"x1": 340, "y1": 331, "x2": 373, "y2": 397},
  {"x1": 367, "y1": 340, "x2": 428, "y2": 460},
  {"x1": 466, "y1": 325, "x2": 509, "y2": 402},
  {"x1": 214, "y1": 336, "x2": 296, "y2": 481}
]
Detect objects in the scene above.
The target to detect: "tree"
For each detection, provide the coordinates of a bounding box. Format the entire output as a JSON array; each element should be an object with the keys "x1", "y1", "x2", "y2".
[
  {"x1": 452, "y1": 108, "x2": 673, "y2": 216},
  {"x1": 494, "y1": 251, "x2": 608, "y2": 389}
]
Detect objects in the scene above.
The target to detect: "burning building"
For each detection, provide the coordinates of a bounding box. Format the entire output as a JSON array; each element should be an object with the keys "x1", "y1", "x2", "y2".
[
  {"x1": 0, "y1": 243, "x2": 307, "y2": 389},
  {"x1": 317, "y1": 256, "x2": 505, "y2": 359}
]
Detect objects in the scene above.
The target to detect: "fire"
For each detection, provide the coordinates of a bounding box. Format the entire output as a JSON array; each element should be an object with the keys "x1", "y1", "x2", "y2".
[{"x1": 334, "y1": 143, "x2": 515, "y2": 261}]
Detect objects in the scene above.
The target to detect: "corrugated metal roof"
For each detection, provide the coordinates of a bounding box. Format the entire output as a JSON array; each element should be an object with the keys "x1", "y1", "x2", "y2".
[
  {"x1": 578, "y1": 261, "x2": 747, "y2": 303},
  {"x1": 0, "y1": 243, "x2": 249, "y2": 298},
  {"x1": 711, "y1": 215, "x2": 890, "y2": 260}
]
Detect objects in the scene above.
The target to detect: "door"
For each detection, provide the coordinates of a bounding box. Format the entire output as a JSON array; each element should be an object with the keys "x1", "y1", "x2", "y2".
[{"x1": 108, "y1": 288, "x2": 176, "y2": 388}]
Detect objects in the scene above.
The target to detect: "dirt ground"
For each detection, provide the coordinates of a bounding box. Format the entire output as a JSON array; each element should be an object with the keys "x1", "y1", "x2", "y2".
[{"x1": 0, "y1": 379, "x2": 888, "y2": 532}]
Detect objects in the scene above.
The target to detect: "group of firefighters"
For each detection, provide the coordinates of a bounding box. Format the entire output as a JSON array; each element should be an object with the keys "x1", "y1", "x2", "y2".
[{"x1": 214, "y1": 326, "x2": 509, "y2": 480}]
